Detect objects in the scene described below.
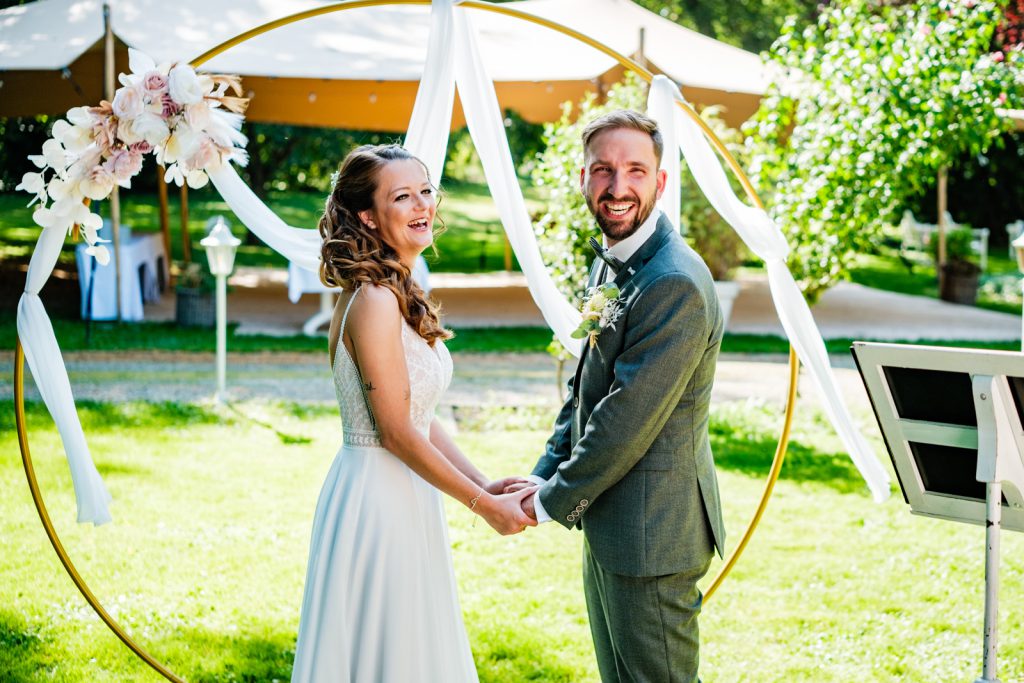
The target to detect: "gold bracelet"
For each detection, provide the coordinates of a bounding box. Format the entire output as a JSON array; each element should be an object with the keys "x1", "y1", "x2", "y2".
[{"x1": 469, "y1": 488, "x2": 483, "y2": 526}]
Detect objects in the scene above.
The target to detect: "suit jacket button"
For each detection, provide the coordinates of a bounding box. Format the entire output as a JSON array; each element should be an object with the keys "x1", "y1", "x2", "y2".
[
  {"x1": 572, "y1": 396, "x2": 580, "y2": 408},
  {"x1": 566, "y1": 514, "x2": 575, "y2": 522},
  {"x1": 575, "y1": 505, "x2": 584, "y2": 512},
  {"x1": 580, "y1": 499, "x2": 589, "y2": 507}
]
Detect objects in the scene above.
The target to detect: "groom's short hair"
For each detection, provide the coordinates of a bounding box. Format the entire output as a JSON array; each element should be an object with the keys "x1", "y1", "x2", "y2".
[{"x1": 582, "y1": 110, "x2": 664, "y2": 165}]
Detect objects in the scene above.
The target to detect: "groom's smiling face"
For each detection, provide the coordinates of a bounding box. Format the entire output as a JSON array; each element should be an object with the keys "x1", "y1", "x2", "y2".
[{"x1": 581, "y1": 127, "x2": 667, "y2": 246}]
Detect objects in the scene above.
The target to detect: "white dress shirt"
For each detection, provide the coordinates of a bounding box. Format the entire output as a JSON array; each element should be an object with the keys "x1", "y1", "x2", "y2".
[{"x1": 529, "y1": 210, "x2": 664, "y2": 523}]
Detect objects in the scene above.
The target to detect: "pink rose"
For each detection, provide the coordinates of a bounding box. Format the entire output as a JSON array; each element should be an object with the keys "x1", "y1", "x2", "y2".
[
  {"x1": 185, "y1": 135, "x2": 220, "y2": 170},
  {"x1": 92, "y1": 115, "x2": 118, "y2": 153},
  {"x1": 141, "y1": 71, "x2": 168, "y2": 101},
  {"x1": 161, "y1": 94, "x2": 182, "y2": 118},
  {"x1": 80, "y1": 165, "x2": 115, "y2": 200},
  {"x1": 185, "y1": 101, "x2": 211, "y2": 130},
  {"x1": 994, "y1": 51, "x2": 1005, "y2": 63},
  {"x1": 129, "y1": 140, "x2": 153, "y2": 154},
  {"x1": 104, "y1": 149, "x2": 143, "y2": 182}
]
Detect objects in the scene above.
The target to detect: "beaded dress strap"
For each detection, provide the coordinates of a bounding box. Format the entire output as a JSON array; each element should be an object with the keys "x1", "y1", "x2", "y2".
[{"x1": 338, "y1": 287, "x2": 376, "y2": 431}]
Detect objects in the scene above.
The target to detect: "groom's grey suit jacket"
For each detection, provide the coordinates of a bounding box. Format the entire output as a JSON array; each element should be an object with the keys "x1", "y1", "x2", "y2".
[{"x1": 534, "y1": 214, "x2": 726, "y2": 578}]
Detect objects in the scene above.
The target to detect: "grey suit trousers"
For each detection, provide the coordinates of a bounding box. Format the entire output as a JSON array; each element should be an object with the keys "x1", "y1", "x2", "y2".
[{"x1": 583, "y1": 539, "x2": 711, "y2": 683}]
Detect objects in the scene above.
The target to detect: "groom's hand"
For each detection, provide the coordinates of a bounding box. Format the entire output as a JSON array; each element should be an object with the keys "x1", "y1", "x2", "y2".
[
  {"x1": 503, "y1": 480, "x2": 533, "y2": 494},
  {"x1": 521, "y1": 492, "x2": 537, "y2": 521},
  {"x1": 485, "y1": 476, "x2": 529, "y2": 496}
]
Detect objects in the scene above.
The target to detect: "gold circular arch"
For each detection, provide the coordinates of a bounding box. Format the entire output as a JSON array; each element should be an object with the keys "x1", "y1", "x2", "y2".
[{"x1": 14, "y1": 1, "x2": 800, "y2": 680}]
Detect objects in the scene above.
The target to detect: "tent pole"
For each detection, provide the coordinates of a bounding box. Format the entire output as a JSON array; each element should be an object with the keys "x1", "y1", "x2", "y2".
[
  {"x1": 156, "y1": 164, "x2": 171, "y2": 282},
  {"x1": 180, "y1": 184, "x2": 192, "y2": 263},
  {"x1": 103, "y1": 1, "x2": 122, "y2": 321}
]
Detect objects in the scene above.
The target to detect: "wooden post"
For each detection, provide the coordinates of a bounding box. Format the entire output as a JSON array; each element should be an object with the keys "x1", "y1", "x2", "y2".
[
  {"x1": 180, "y1": 183, "x2": 192, "y2": 263},
  {"x1": 937, "y1": 165, "x2": 948, "y2": 278},
  {"x1": 504, "y1": 233, "x2": 513, "y2": 272},
  {"x1": 156, "y1": 164, "x2": 171, "y2": 283},
  {"x1": 103, "y1": 2, "x2": 121, "y2": 321}
]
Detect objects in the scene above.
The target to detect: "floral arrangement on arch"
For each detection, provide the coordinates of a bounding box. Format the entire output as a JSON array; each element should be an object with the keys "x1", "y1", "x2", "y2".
[{"x1": 16, "y1": 49, "x2": 250, "y2": 265}]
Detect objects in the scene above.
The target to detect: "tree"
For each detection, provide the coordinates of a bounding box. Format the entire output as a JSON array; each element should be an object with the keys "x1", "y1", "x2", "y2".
[
  {"x1": 745, "y1": 0, "x2": 1023, "y2": 302},
  {"x1": 632, "y1": 0, "x2": 822, "y2": 53}
]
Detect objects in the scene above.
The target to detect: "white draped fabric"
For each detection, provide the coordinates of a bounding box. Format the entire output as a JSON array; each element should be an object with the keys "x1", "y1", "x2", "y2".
[
  {"x1": 18, "y1": 226, "x2": 112, "y2": 525},
  {"x1": 18, "y1": 0, "x2": 887, "y2": 525},
  {"x1": 647, "y1": 76, "x2": 890, "y2": 502}
]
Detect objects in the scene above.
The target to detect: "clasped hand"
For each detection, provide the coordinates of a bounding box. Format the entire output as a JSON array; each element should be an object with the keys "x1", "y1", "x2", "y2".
[{"x1": 475, "y1": 476, "x2": 538, "y2": 535}]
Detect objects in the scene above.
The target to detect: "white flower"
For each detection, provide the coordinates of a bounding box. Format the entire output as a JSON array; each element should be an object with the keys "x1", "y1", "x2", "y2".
[
  {"x1": 66, "y1": 106, "x2": 94, "y2": 127},
  {"x1": 47, "y1": 175, "x2": 76, "y2": 203},
  {"x1": 163, "y1": 163, "x2": 185, "y2": 186},
  {"x1": 16, "y1": 171, "x2": 47, "y2": 205},
  {"x1": 52, "y1": 119, "x2": 93, "y2": 154},
  {"x1": 32, "y1": 205, "x2": 63, "y2": 230},
  {"x1": 32, "y1": 138, "x2": 69, "y2": 171},
  {"x1": 80, "y1": 212, "x2": 103, "y2": 244},
  {"x1": 186, "y1": 168, "x2": 209, "y2": 189},
  {"x1": 161, "y1": 122, "x2": 198, "y2": 164},
  {"x1": 184, "y1": 101, "x2": 211, "y2": 130},
  {"x1": 124, "y1": 112, "x2": 170, "y2": 147},
  {"x1": 168, "y1": 64, "x2": 205, "y2": 105},
  {"x1": 85, "y1": 243, "x2": 111, "y2": 266},
  {"x1": 79, "y1": 166, "x2": 115, "y2": 200},
  {"x1": 112, "y1": 83, "x2": 146, "y2": 120}
]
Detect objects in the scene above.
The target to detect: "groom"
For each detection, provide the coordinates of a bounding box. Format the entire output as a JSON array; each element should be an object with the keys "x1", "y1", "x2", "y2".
[{"x1": 518, "y1": 110, "x2": 725, "y2": 682}]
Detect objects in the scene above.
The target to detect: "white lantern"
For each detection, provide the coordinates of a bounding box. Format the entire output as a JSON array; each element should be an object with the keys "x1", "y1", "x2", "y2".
[{"x1": 200, "y1": 217, "x2": 240, "y2": 277}]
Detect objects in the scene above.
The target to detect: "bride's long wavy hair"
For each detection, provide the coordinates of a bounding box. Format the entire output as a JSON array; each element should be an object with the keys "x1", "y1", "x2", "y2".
[{"x1": 319, "y1": 144, "x2": 450, "y2": 346}]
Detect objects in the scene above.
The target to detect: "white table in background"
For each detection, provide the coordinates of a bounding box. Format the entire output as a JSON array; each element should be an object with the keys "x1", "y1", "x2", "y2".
[
  {"x1": 76, "y1": 233, "x2": 168, "y2": 321},
  {"x1": 287, "y1": 257, "x2": 432, "y2": 335}
]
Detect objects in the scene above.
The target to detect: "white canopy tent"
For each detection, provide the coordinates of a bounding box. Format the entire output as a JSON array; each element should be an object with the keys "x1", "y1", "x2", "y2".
[{"x1": 0, "y1": 0, "x2": 767, "y2": 128}]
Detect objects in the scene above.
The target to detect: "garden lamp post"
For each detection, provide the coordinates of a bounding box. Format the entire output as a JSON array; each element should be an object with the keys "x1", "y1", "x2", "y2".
[
  {"x1": 1014, "y1": 232, "x2": 1024, "y2": 353},
  {"x1": 200, "y1": 218, "x2": 240, "y2": 403}
]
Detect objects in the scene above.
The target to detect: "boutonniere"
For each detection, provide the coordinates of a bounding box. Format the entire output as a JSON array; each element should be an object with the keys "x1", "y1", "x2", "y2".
[{"x1": 572, "y1": 283, "x2": 623, "y2": 348}]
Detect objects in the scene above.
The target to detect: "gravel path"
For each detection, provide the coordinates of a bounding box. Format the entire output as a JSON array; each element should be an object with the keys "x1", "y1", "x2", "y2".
[{"x1": 1, "y1": 350, "x2": 871, "y2": 417}]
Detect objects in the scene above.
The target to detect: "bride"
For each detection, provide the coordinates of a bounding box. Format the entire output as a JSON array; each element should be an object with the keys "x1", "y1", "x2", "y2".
[{"x1": 290, "y1": 144, "x2": 537, "y2": 683}]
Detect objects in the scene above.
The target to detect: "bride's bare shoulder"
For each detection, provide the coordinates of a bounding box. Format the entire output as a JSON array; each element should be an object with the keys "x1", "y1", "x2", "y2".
[{"x1": 348, "y1": 284, "x2": 401, "y2": 330}]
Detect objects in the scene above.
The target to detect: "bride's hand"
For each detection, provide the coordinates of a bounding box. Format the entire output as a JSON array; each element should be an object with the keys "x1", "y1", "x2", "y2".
[
  {"x1": 476, "y1": 486, "x2": 538, "y2": 536},
  {"x1": 484, "y1": 476, "x2": 529, "y2": 496}
]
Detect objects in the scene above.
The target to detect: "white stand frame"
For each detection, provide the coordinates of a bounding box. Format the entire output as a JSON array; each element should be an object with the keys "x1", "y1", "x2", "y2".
[{"x1": 852, "y1": 343, "x2": 1024, "y2": 683}]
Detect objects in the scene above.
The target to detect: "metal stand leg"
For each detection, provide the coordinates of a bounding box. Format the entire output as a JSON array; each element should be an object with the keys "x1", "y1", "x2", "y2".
[
  {"x1": 302, "y1": 291, "x2": 335, "y2": 336},
  {"x1": 975, "y1": 481, "x2": 1001, "y2": 683}
]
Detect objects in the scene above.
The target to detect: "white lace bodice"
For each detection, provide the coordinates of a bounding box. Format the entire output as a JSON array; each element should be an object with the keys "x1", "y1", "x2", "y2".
[{"x1": 332, "y1": 290, "x2": 453, "y2": 447}]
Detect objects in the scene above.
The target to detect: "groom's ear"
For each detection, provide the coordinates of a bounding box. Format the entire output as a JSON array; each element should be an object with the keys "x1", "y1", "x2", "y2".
[
  {"x1": 654, "y1": 168, "x2": 667, "y2": 200},
  {"x1": 579, "y1": 167, "x2": 586, "y2": 193}
]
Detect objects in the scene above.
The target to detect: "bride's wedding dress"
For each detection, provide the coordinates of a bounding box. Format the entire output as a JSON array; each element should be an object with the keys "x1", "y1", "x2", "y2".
[{"x1": 291, "y1": 288, "x2": 478, "y2": 683}]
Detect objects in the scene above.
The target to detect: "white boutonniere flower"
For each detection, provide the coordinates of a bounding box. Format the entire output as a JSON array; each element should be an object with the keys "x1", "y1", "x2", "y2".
[{"x1": 572, "y1": 282, "x2": 623, "y2": 348}]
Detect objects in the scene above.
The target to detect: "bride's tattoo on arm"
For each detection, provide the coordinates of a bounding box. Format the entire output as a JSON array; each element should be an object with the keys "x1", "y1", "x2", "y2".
[
  {"x1": 404, "y1": 388, "x2": 411, "y2": 401},
  {"x1": 364, "y1": 381, "x2": 377, "y2": 392}
]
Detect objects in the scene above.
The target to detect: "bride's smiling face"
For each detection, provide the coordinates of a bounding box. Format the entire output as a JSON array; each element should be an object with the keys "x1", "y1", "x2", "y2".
[{"x1": 358, "y1": 158, "x2": 437, "y2": 266}]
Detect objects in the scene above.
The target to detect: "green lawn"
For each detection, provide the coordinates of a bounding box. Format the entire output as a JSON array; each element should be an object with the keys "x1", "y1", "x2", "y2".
[
  {"x1": 848, "y1": 247, "x2": 1020, "y2": 316},
  {"x1": 0, "y1": 179, "x2": 535, "y2": 275},
  {"x1": 2, "y1": 399, "x2": 1023, "y2": 681},
  {"x1": 1, "y1": 313, "x2": 1018, "y2": 355}
]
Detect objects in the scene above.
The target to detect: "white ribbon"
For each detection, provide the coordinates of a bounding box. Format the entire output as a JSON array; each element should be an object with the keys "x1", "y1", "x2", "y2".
[
  {"x1": 18, "y1": 225, "x2": 112, "y2": 525},
  {"x1": 647, "y1": 75, "x2": 890, "y2": 502}
]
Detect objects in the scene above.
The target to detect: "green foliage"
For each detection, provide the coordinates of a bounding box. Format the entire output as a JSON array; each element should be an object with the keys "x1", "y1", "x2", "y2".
[
  {"x1": 632, "y1": 0, "x2": 821, "y2": 53},
  {"x1": 928, "y1": 227, "x2": 978, "y2": 267},
  {"x1": 747, "y1": 0, "x2": 1024, "y2": 302},
  {"x1": 530, "y1": 73, "x2": 648, "y2": 308}
]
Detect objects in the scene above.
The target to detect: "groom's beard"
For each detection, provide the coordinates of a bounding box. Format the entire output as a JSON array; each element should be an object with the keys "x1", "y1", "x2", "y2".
[{"x1": 586, "y1": 187, "x2": 658, "y2": 243}]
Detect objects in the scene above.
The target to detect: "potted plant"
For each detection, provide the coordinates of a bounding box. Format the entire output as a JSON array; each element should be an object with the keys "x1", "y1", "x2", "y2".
[
  {"x1": 932, "y1": 227, "x2": 981, "y2": 305},
  {"x1": 175, "y1": 261, "x2": 216, "y2": 327}
]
